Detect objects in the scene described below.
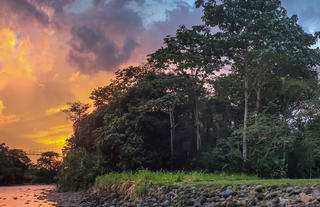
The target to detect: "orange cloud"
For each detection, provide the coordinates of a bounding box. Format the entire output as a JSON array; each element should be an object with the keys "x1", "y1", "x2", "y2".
[
  {"x1": 0, "y1": 100, "x2": 19, "y2": 125},
  {"x1": 45, "y1": 105, "x2": 69, "y2": 116},
  {"x1": 25, "y1": 125, "x2": 72, "y2": 149}
]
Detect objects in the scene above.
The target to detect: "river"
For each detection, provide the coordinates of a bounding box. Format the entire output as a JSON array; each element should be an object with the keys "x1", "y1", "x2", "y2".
[{"x1": 0, "y1": 185, "x2": 57, "y2": 207}]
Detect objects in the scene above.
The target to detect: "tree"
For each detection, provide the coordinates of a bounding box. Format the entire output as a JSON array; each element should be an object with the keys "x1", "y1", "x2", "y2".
[
  {"x1": 0, "y1": 143, "x2": 31, "y2": 184},
  {"x1": 149, "y1": 25, "x2": 225, "y2": 151},
  {"x1": 37, "y1": 151, "x2": 61, "y2": 183},
  {"x1": 63, "y1": 102, "x2": 90, "y2": 126},
  {"x1": 63, "y1": 101, "x2": 90, "y2": 148},
  {"x1": 138, "y1": 74, "x2": 188, "y2": 156},
  {"x1": 197, "y1": 0, "x2": 320, "y2": 160}
]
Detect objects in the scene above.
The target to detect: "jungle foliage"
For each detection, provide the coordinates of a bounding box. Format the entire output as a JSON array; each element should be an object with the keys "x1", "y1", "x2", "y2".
[{"x1": 57, "y1": 0, "x2": 320, "y2": 191}]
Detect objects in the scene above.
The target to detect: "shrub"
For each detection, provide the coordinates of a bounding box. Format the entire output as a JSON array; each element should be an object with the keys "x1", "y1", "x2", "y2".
[{"x1": 56, "y1": 148, "x2": 104, "y2": 191}]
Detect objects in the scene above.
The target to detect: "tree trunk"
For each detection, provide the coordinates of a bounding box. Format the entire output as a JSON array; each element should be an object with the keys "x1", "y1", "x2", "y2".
[
  {"x1": 169, "y1": 106, "x2": 175, "y2": 156},
  {"x1": 243, "y1": 68, "x2": 248, "y2": 161},
  {"x1": 256, "y1": 80, "x2": 261, "y2": 114},
  {"x1": 255, "y1": 79, "x2": 261, "y2": 129},
  {"x1": 194, "y1": 97, "x2": 201, "y2": 152}
]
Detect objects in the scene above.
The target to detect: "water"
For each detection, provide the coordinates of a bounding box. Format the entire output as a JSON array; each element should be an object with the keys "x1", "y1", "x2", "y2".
[{"x1": 0, "y1": 185, "x2": 57, "y2": 207}]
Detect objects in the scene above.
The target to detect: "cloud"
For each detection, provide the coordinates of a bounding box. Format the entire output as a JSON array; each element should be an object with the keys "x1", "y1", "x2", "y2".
[
  {"x1": 46, "y1": 105, "x2": 69, "y2": 116},
  {"x1": 0, "y1": 0, "x2": 50, "y2": 26},
  {"x1": 0, "y1": 100, "x2": 19, "y2": 125},
  {"x1": 282, "y1": 0, "x2": 320, "y2": 34},
  {"x1": 66, "y1": 0, "x2": 144, "y2": 72},
  {"x1": 69, "y1": 25, "x2": 138, "y2": 72}
]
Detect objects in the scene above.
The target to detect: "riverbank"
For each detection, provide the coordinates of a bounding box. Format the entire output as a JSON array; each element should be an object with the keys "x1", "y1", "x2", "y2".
[
  {"x1": 47, "y1": 183, "x2": 320, "y2": 207},
  {"x1": 47, "y1": 171, "x2": 320, "y2": 207}
]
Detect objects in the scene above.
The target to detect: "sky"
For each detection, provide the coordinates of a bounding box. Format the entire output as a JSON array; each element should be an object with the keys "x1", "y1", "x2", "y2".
[{"x1": 0, "y1": 0, "x2": 319, "y2": 154}]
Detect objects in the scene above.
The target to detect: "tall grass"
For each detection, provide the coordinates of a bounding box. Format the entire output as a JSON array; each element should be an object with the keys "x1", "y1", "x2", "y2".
[
  {"x1": 95, "y1": 170, "x2": 320, "y2": 198},
  {"x1": 94, "y1": 170, "x2": 258, "y2": 198}
]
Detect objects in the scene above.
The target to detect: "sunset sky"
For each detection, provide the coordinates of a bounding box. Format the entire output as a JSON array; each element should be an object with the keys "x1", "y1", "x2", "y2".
[{"x1": 0, "y1": 0, "x2": 319, "y2": 154}]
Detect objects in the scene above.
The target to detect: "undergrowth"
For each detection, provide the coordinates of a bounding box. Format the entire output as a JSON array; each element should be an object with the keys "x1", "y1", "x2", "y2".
[{"x1": 94, "y1": 170, "x2": 258, "y2": 198}]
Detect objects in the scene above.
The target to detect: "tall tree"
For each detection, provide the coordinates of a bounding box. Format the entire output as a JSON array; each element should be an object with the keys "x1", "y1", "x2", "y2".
[
  {"x1": 62, "y1": 102, "x2": 90, "y2": 146},
  {"x1": 197, "y1": 0, "x2": 320, "y2": 160},
  {"x1": 149, "y1": 25, "x2": 225, "y2": 151}
]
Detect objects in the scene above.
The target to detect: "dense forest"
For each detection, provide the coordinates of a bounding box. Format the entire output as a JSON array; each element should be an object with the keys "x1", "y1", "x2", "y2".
[
  {"x1": 56, "y1": 0, "x2": 320, "y2": 191},
  {"x1": 55, "y1": 0, "x2": 320, "y2": 191}
]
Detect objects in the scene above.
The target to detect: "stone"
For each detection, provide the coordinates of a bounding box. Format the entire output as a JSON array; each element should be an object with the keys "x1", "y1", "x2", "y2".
[
  {"x1": 270, "y1": 185, "x2": 278, "y2": 190},
  {"x1": 223, "y1": 189, "x2": 233, "y2": 198},
  {"x1": 256, "y1": 193, "x2": 264, "y2": 200},
  {"x1": 185, "y1": 198, "x2": 196, "y2": 206},
  {"x1": 267, "y1": 201, "x2": 275, "y2": 207},
  {"x1": 286, "y1": 187, "x2": 294, "y2": 193},
  {"x1": 272, "y1": 197, "x2": 280, "y2": 204},
  {"x1": 303, "y1": 187, "x2": 313, "y2": 195},
  {"x1": 279, "y1": 198, "x2": 289, "y2": 207},
  {"x1": 160, "y1": 200, "x2": 170, "y2": 207},
  {"x1": 300, "y1": 193, "x2": 312, "y2": 203},
  {"x1": 240, "y1": 185, "x2": 247, "y2": 190},
  {"x1": 255, "y1": 185, "x2": 264, "y2": 193},
  {"x1": 266, "y1": 190, "x2": 281, "y2": 199},
  {"x1": 199, "y1": 196, "x2": 207, "y2": 204},
  {"x1": 194, "y1": 200, "x2": 202, "y2": 207},
  {"x1": 204, "y1": 202, "x2": 217, "y2": 207},
  {"x1": 312, "y1": 190, "x2": 320, "y2": 200}
]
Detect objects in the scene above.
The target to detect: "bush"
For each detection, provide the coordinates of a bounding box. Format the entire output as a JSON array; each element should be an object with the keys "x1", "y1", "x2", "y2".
[{"x1": 56, "y1": 148, "x2": 104, "y2": 191}]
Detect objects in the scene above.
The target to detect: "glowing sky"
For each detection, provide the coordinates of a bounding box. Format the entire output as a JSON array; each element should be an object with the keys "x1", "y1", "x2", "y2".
[{"x1": 0, "y1": 0, "x2": 319, "y2": 153}]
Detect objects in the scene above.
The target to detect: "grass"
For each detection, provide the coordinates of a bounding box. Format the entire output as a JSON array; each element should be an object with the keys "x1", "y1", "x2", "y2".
[{"x1": 94, "y1": 170, "x2": 320, "y2": 198}]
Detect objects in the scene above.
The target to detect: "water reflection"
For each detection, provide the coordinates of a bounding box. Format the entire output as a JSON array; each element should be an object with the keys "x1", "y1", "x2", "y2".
[{"x1": 0, "y1": 185, "x2": 56, "y2": 207}]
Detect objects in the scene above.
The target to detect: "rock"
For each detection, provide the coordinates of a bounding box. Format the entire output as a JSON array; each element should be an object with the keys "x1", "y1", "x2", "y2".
[
  {"x1": 160, "y1": 200, "x2": 170, "y2": 207},
  {"x1": 194, "y1": 200, "x2": 202, "y2": 207},
  {"x1": 266, "y1": 190, "x2": 281, "y2": 199},
  {"x1": 248, "y1": 198, "x2": 257, "y2": 205},
  {"x1": 240, "y1": 185, "x2": 247, "y2": 190},
  {"x1": 270, "y1": 185, "x2": 278, "y2": 190},
  {"x1": 267, "y1": 201, "x2": 275, "y2": 207},
  {"x1": 256, "y1": 193, "x2": 264, "y2": 200},
  {"x1": 223, "y1": 189, "x2": 233, "y2": 198},
  {"x1": 255, "y1": 185, "x2": 264, "y2": 193},
  {"x1": 303, "y1": 187, "x2": 313, "y2": 195},
  {"x1": 286, "y1": 187, "x2": 294, "y2": 193},
  {"x1": 312, "y1": 190, "x2": 320, "y2": 200},
  {"x1": 185, "y1": 198, "x2": 196, "y2": 206},
  {"x1": 279, "y1": 198, "x2": 289, "y2": 207},
  {"x1": 199, "y1": 196, "x2": 207, "y2": 204},
  {"x1": 300, "y1": 193, "x2": 312, "y2": 203},
  {"x1": 272, "y1": 197, "x2": 280, "y2": 204},
  {"x1": 204, "y1": 202, "x2": 217, "y2": 207}
]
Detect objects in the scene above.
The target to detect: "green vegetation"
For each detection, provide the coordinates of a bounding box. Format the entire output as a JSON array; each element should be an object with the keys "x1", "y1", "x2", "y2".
[
  {"x1": 0, "y1": 143, "x2": 31, "y2": 185},
  {"x1": 95, "y1": 170, "x2": 258, "y2": 188},
  {"x1": 57, "y1": 148, "x2": 103, "y2": 191},
  {"x1": 94, "y1": 170, "x2": 320, "y2": 198},
  {"x1": 0, "y1": 143, "x2": 61, "y2": 185},
  {"x1": 56, "y1": 0, "x2": 320, "y2": 192}
]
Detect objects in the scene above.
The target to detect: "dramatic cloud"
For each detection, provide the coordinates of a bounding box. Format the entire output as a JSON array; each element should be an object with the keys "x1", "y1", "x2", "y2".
[
  {"x1": 2, "y1": 0, "x2": 50, "y2": 25},
  {"x1": 67, "y1": 1, "x2": 143, "y2": 72}
]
